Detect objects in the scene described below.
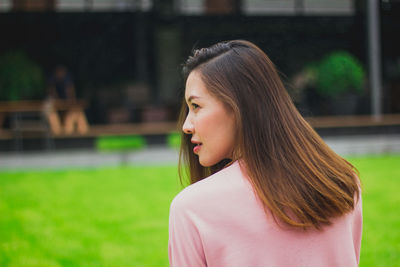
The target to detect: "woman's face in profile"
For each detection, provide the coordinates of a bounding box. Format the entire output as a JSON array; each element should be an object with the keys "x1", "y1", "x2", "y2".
[{"x1": 182, "y1": 71, "x2": 236, "y2": 167}]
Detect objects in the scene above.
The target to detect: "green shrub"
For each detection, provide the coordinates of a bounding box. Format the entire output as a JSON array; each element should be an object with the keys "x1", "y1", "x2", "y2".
[
  {"x1": 0, "y1": 50, "x2": 45, "y2": 101},
  {"x1": 315, "y1": 51, "x2": 365, "y2": 97},
  {"x1": 96, "y1": 135, "x2": 146, "y2": 152}
]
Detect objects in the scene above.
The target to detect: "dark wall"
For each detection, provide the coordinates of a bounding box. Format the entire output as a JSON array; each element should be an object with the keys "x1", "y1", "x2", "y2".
[
  {"x1": 0, "y1": 12, "x2": 152, "y2": 95},
  {"x1": 179, "y1": 15, "x2": 365, "y2": 79},
  {"x1": 0, "y1": 12, "x2": 365, "y2": 94},
  {"x1": 381, "y1": 2, "x2": 400, "y2": 113}
]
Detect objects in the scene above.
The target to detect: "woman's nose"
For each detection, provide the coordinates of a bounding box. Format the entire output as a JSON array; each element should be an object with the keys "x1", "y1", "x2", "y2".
[{"x1": 182, "y1": 116, "x2": 194, "y2": 134}]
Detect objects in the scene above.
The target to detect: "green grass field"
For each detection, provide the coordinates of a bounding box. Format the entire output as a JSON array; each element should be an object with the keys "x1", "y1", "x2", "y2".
[{"x1": 0, "y1": 155, "x2": 399, "y2": 266}]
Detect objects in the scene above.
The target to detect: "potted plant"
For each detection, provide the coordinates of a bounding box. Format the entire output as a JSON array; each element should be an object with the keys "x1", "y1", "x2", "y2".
[
  {"x1": 314, "y1": 51, "x2": 365, "y2": 115},
  {"x1": 0, "y1": 50, "x2": 45, "y2": 101}
]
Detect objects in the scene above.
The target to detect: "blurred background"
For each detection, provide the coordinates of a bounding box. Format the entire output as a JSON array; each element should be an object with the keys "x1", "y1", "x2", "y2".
[
  {"x1": 0, "y1": 0, "x2": 399, "y2": 151},
  {"x1": 0, "y1": 1, "x2": 399, "y2": 266}
]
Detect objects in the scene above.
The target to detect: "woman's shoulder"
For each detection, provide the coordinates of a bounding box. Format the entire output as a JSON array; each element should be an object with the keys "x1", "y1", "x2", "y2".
[{"x1": 170, "y1": 161, "x2": 245, "y2": 212}]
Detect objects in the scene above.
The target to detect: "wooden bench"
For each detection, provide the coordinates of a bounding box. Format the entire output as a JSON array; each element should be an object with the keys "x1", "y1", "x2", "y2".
[
  {"x1": 305, "y1": 114, "x2": 400, "y2": 128},
  {"x1": 0, "y1": 100, "x2": 89, "y2": 135}
]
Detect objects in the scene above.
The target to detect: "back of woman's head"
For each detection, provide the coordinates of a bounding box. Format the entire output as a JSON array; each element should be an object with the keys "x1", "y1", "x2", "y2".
[{"x1": 179, "y1": 40, "x2": 360, "y2": 230}]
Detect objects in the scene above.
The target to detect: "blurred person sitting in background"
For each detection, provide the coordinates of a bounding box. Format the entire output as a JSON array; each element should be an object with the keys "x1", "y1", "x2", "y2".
[{"x1": 45, "y1": 65, "x2": 87, "y2": 134}]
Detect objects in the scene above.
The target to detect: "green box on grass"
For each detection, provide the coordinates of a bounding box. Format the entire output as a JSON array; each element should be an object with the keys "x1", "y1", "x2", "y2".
[{"x1": 96, "y1": 135, "x2": 146, "y2": 152}]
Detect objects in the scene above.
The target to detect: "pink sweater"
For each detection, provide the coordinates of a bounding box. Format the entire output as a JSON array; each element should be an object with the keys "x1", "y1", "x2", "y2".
[{"x1": 168, "y1": 161, "x2": 362, "y2": 267}]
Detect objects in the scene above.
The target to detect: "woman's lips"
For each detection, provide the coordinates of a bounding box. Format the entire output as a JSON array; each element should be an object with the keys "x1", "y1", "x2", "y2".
[{"x1": 193, "y1": 144, "x2": 202, "y2": 154}]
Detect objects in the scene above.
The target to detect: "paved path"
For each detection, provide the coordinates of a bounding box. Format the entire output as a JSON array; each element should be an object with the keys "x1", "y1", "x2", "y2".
[{"x1": 0, "y1": 135, "x2": 399, "y2": 170}]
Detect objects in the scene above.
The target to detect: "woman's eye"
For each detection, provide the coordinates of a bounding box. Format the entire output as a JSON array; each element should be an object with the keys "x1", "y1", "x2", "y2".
[{"x1": 191, "y1": 103, "x2": 200, "y2": 110}]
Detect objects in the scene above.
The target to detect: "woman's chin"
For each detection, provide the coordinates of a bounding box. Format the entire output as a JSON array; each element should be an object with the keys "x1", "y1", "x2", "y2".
[
  {"x1": 198, "y1": 157, "x2": 214, "y2": 167},
  {"x1": 199, "y1": 160, "x2": 212, "y2": 167}
]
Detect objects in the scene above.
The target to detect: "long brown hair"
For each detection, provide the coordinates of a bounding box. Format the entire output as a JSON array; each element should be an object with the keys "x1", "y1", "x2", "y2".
[{"x1": 178, "y1": 40, "x2": 361, "y2": 230}]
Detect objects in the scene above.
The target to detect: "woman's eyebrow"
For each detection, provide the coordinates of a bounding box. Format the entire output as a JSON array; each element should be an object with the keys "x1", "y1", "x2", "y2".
[{"x1": 187, "y1": 95, "x2": 200, "y2": 102}]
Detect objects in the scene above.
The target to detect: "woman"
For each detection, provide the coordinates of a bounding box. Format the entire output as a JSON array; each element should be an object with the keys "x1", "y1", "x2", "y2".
[{"x1": 168, "y1": 40, "x2": 362, "y2": 267}]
